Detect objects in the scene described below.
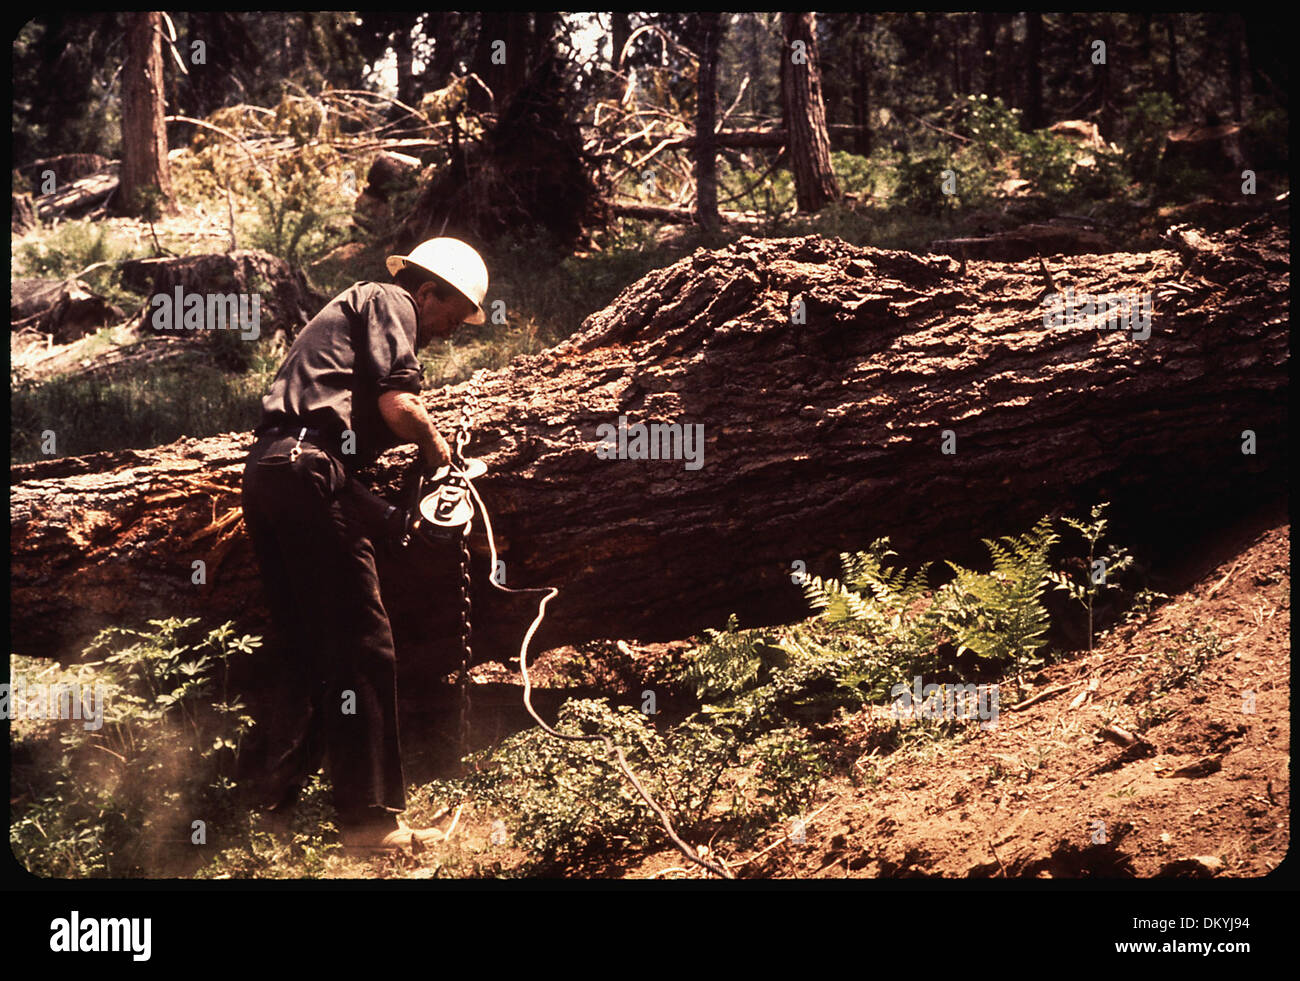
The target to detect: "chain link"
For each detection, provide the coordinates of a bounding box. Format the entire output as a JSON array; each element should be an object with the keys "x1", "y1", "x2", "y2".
[
  {"x1": 452, "y1": 370, "x2": 483, "y2": 468},
  {"x1": 456, "y1": 529, "x2": 473, "y2": 764},
  {"x1": 453, "y1": 369, "x2": 484, "y2": 766}
]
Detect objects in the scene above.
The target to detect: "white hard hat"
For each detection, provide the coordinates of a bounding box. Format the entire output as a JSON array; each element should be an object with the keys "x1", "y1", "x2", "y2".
[{"x1": 386, "y1": 237, "x2": 488, "y2": 325}]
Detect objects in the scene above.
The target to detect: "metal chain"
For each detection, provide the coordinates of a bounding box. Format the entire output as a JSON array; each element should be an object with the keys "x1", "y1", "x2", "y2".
[
  {"x1": 447, "y1": 367, "x2": 734, "y2": 877},
  {"x1": 452, "y1": 370, "x2": 483, "y2": 468},
  {"x1": 453, "y1": 370, "x2": 484, "y2": 767},
  {"x1": 456, "y1": 529, "x2": 473, "y2": 765}
]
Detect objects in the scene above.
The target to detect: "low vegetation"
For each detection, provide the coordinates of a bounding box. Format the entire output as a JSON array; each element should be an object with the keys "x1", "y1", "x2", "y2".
[{"x1": 10, "y1": 503, "x2": 1166, "y2": 878}]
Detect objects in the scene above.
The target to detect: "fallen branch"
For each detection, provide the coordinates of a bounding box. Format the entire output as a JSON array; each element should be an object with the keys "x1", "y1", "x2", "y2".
[
  {"x1": 1205, "y1": 559, "x2": 1242, "y2": 599},
  {"x1": 1007, "y1": 683, "x2": 1074, "y2": 712}
]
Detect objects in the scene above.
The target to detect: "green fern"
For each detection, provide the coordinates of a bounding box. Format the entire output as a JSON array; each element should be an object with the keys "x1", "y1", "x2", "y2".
[
  {"x1": 938, "y1": 516, "x2": 1059, "y2": 681},
  {"x1": 684, "y1": 614, "x2": 787, "y2": 704},
  {"x1": 802, "y1": 538, "x2": 932, "y2": 637}
]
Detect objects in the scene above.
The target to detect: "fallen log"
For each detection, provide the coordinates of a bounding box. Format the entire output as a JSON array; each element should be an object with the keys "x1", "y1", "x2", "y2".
[
  {"x1": 605, "y1": 123, "x2": 864, "y2": 154},
  {"x1": 119, "y1": 250, "x2": 325, "y2": 338},
  {"x1": 16, "y1": 153, "x2": 112, "y2": 186},
  {"x1": 611, "y1": 201, "x2": 770, "y2": 226},
  {"x1": 930, "y1": 221, "x2": 1115, "y2": 262},
  {"x1": 32, "y1": 164, "x2": 120, "y2": 221},
  {"x1": 10, "y1": 278, "x2": 126, "y2": 343},
  {"x1": 11, "y1": 216, "x2": 1289, "y2": 694}
]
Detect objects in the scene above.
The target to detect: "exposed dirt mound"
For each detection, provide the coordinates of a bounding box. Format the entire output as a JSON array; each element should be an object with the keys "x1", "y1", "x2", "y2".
[{"x1": 628, "y1": 517, "x2": 1289, "y2": 879}]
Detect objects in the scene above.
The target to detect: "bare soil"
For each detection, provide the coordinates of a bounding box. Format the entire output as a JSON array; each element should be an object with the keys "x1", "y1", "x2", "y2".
[{"x1": 628, "y1": 517, "x2": 1290, "y2": 879}]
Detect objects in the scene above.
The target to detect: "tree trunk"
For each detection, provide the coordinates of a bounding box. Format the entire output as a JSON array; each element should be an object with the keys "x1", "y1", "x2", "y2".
[
  {"x1": 979, "y1": 12, "x2": 997, "y2": 95},
  {"x1": 780, "y1": 12, "x2": 839, "y2": 212},
  {"x1": 611, "y1": 201, "x2": 766, "y2": 226},
  {"x1": 1225, "y1": 13, "x2": 1244, "y2": 122},
  {"x1": 694, "y1": 12, "x2": 722, "y2": 232},
  {"x1": 998, "y1": 12, "x2": 1017, "y2": 106},
  {"x1": 393, "y1": 21, "x2": 415, "y2": 107},
  {"x1": 1243, "y1": 12, "x2": 1287, "y2": 108},
  {"x1": 1166, "y1": 13, "x2": 1181, "y2": 104},
  {"x1": 425, "y1": 12, "x2": 459, "y2": 93},
  {"x1": 11, "y1": 219, "x2": 1289, "y2": 693},
  {"x1": 851, "y1": 13, "x2": 873, "y2": 156},
  {"x1": 116, "y1": 11, "x2": 175, "y2": 218},
  {"x1": 530, "y1": 11, "x2": 558, "y2": 69},
  {"x1": 1097, "y1": 15, "x2": 1116, "y2": 139},
  {"x1": 611, "y1": 11, "x2": 631, "y2": 71},
  {"x1": 469, "y1": 12, "x2": 509, "y2": 111},
  {"x1": 1023, "y1": 12, "x2": 1045, "y2": 131}
]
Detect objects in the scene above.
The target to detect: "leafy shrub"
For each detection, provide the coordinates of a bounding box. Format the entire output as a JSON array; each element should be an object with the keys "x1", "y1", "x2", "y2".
[
  {"x1": 1123, "y1": 92, "x2": 1176, "y2": 184},
  {"x1": 13, "y1": 220, "x2": 147, "y2": 310},
  {"x1": 686, "y1": 615, "x2": 898, "y2": 730},
  {"x1": 1153, "y1": 627, "x2": 1221, "y2": 692},
  {"x1": 247, "y1": 147, "x2": 351, "y2": 265},
  {"x1": 1048, "y1": 502, "x2": 1135, "y2": 650},
  {"x1": 10, "y1": 619, "x2": 259, "y2": 877},
  {"x1": 458, "y1": 698, "x2": 739, "y2": 862},
  {"x1": 689, "y1": 516, "x2": 1066, "y2": 732}
]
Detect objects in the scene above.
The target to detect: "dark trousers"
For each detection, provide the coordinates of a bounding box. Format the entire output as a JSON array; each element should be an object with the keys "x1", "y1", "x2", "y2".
[{"x1": 241, "y1": 432, "x2": 405, "y2": 824}]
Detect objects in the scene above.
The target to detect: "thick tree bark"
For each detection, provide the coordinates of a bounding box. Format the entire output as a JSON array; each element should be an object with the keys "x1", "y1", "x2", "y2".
[
  {"x1": 780, "y1": 12, "x2": 840, "y2": 212},
  {"x1": 694, "y1": 13, "x2": 723, "y2": 232},
  {"x1": 116, "y1": 11, "x2": 175, "y2": 218},
  {"x1": 11, "y1": 219, "x2": 1289, "y2": 694}
]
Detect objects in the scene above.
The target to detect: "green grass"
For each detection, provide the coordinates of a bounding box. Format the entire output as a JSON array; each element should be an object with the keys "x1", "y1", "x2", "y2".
[{"x1": 11, "y1": 347, "x2": 280, "y2": 463}]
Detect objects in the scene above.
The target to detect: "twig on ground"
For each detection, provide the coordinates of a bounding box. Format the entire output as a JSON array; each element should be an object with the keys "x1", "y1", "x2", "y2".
[
  {"x1": 1206, "y1": 560, "x2": 1242, "y2": 599},
  {"x1": 987, "y1": 837, "x2": 1009, "y2": 878},
  {"x1": 1008, "y1": 683, "x2": 1073, "y2": 711},
  {"x1": 443, "y1": 802, "x2": 464, "y2": 841}
]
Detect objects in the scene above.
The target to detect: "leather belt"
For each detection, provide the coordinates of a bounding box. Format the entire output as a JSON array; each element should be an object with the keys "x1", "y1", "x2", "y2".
[{"x1": 261, "y1": 424, "x2": 327, "y2": 440}]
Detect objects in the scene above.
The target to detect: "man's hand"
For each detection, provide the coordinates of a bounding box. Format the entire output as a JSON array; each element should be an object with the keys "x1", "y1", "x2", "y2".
[
  {"x1": 378, "y1": 391, "x2": 452, "y2": 470},
  {"x1": 421, "y1": 432, "x2": 454, "y2": 471}
]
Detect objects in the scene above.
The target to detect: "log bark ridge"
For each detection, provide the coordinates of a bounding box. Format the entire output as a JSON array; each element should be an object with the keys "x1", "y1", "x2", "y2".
[{"x1": 11, "y1": 217, "x2": 1288, "y2": 685}]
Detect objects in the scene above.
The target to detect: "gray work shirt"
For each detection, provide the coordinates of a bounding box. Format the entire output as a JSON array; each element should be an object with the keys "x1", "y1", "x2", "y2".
[{"x1": 256, "y1": 281, "x2": 423, "y2": 471}]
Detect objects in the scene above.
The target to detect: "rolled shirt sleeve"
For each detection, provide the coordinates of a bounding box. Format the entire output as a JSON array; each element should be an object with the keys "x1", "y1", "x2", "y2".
[{"x1": 363, "y1": 284, "x2": 424, "y2": 395}]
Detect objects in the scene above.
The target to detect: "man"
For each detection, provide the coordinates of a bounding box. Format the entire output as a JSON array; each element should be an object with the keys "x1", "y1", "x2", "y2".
[{"x1": 241, "y1": 237, "x2": 488, "y2": 850}]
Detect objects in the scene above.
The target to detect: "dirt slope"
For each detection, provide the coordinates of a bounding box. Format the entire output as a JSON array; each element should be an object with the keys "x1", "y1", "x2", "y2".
[{"x1": 629, "y1": 518, "x2": 1290, "y2": 879}]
